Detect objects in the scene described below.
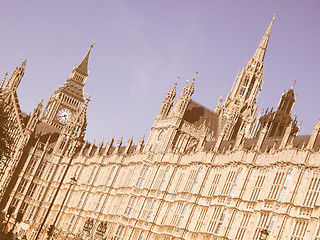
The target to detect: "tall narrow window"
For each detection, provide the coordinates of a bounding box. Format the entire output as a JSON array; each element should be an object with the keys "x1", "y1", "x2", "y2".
[
  {"x1": 45, "y1": 164, "x2": 54, "y2": 181},
  {"x1": 48, "y1": 189, "x2": 56, "y2": 202},
  {"x1": 278, "y1": 169, "x2": 292, "y2": 201},
  {"x1": 37, "y1": 187, "x2": 45, "y2": 201},
  {"x1": 141, "y1": 199, "x2": 157, "y2": 221},
  {"x1": 173, "y1": 170, "x2": 185, "y2": 193},
  {"x1": 184, "y1": 169, "x2": 198, "y2": 192},
  {"x1": 34, "y1": 161, "x2": 46, "y2": 178},
  {"x1": 124, "y1": 196, "x2": 137, "y2": 217},
  {"x1": 161, "y1": 203, "x2": 171, "y2": 225},
  {"x1": 177, "y1": 204, "x2": 189, "y2": 227},
  {"x1": 153, "y1": 166, "x2": 170, "y2": 190},
  {"x1": 171, "y1": 203, "x2": 189, "y2": 227},
  {"x1": 136, "y1": 165, "x2": 150, "y2": 188},
  {"x1": 303, "y1": 173, "x2": 320, "y2": 206},
  {"x1": 147, "y1": 200, "x2": 157, "y2": 221},
  {"x1": 77, "y1": 192, "x2": 87, "y2": 208},
  {"x1": 207, "y1": 172, "x2": 221, "y2": 197},
  {"x1": 74, "y1": 165, "x2": 82, "y2": 179},
  {"x1": 230, "y1": 168, "x2": 243, "y2": 197},
  {"x1": 26, "y1": 158, "x2": 37, "y2": 174},
  {"x1": 253, "y1": 212, "x2": 269, "y2": 239},
  {"x1": 214, "y1": 208, "x2": 227, "y2": 234},
  {"x1": 268, "y1": 169, "x2": 291, "y2": 200},
  {"x1": 26, "y1": 183, "x2": 37, "y2": 198},
  {"x1": 194, "y1": 207, "x2": 208, "y2": 232},
  {"x1": 106, "y1": 166, "x2": 117, "y2": 186},
  {"x1": 291, "y1": 220, "x2": 308, "y2": 240},
  {"x1": 314, "y1": 222, "x2": 320, "y2": 240},
  {"x1": 114, "y1": 225, "x2": 125, "y2": 240},
  {"x1": 20, "y1": 202, "x2": 28, "y2": 215},
  {"x1": 235, "y1": 213, "x2": 251, "y2": 240},
  {"x1": 159, "y1": 167, "x2": 170, "y2": 190},
  {"x1": 67, "y1": 216, "x2": 76, "y2": 232},
  {"x1": 88, "y1": 166, "x2": 98, "y2": 184},
  {"x1": 250, "y1": 174, "x2": 266, "y2": 201},
  {"x1": 57, "y1": 165, "x2": 66, "y2": 182},
  {"x1": 16, "y1": 178, "x2": 28, "y2": 193},
  {"x1": 137, "y1": 231, "x2": 145, "y2": 240},
  {"x1": 39, "y1": 209, "x2": 47, "y2": 223},
  {"x1": 190, "y1": 167, "x2": 203, "y2": 193},
  {"x1": 221, "y1": 169, "x2": 237, "y2": 195},
  {"x1": 207, "y1": 207, "x2": 227, "y2": 234},
  {"x1": 26, "y1": 206, "x2": 36, "y2": 222},
  {"x1": 95, "y1": 194, "x2": 105, "y2": 212}
]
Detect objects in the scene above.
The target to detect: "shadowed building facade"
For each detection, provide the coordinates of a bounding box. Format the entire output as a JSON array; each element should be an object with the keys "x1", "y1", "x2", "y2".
[{"x1": 2, "y1": 16, "x2": 320, "y2": 240}]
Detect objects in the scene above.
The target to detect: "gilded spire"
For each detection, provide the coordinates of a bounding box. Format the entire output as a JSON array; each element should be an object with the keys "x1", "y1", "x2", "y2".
[
  {"x1": 75, "y1": 39, "x2": 95, "y2": 76},
  {"x1": 253, "y1": 14, "x2": 275, "y2": 62}
]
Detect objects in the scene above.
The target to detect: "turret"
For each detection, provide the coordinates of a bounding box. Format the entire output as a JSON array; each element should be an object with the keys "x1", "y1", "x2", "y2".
[
  {"x1": 219, "y1": 15, "x2": 275, "y2": 140},
  {"x1": 307, "y1": 119, "x2": 320, "y2": 150},
  {"x1": 255, "y1": 123, "x2": 268, "y2": 151},
  {"x1": 170, "y1": 72, "x2": 197, "y2": 117},
  {"x1": 41, "y1": 41, "x2": 94, "y2": 130},
  {"x1": 279, "y1": 120, "x2": 294, "y2": 149},
  {"x1": 157, "y1": 77, "x2": 178, "y2": 118},
  {"x1": 5, "y1": 60, "x2": 26, "y2": 91},
  {"x1": 26, "y1": 100, "x2": 43, "y2": 131},
  {"x1": 256, "y1": 80, "x2": 298, "y2": 138}
]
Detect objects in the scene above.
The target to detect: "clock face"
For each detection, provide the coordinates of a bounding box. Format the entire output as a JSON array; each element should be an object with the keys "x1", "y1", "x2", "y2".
[
  {"x1": 57, "y1": 108, "x2": 72, "y2": 124},
  {"x1": 158, "y1": 130, "x2": 164, "y2": 141}
]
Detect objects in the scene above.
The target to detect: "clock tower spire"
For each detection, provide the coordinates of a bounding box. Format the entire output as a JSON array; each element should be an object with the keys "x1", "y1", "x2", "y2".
[{"x1": 41, "y1": 41, "x2": 94, "y2": 129}]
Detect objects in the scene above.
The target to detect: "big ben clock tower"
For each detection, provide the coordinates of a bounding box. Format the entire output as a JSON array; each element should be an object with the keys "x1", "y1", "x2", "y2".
[{"x1": 41, "y1": 41, "x2": 94, "y2": 129}]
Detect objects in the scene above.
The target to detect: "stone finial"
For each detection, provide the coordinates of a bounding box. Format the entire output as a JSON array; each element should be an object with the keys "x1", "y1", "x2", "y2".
[
  {"x1": 135, "y1": 134, "x2": 145, "y2": 153},
  {"x1": 255, "y1": 123, "x2": 268, "y2": 151},
  {"x1": 113, "y1": 137, "x2": 123, "y2": 155},
  {"x1": 234, "y1": 126, "x2": 245, "y2": 150},
  {"x1": 279, "y1": 121, "x2": 293, "y2": 150},
  {"x1": 307, "y1": 119, "x2": 320, "y2": 151},
  {"x1": 79, "y1": 141, "x2": 87, "y2": 155},
  {"x1": 95, "y1": 139, "x2": 104, "y2": 156},
  {"x1": 213, "y1": 131, "x2": 224, "y2": 152},
  {"x1": 87, "y1": 139, "x2": 95, "y2": 157},
  {"x1": 123, "y1": 137, "x2": 133, "y2": 155},
  {"x1": 103, "y1": 137, "x2": 114, "y2": 156}
]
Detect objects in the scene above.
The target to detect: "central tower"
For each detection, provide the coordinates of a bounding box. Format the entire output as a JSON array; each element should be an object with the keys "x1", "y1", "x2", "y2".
[
  {"x1": 41, "y1": 42, "x2": 94, "y2": 129},
  {"x1": 218, "y1": 15, "x2": 275, "y2": 140}
]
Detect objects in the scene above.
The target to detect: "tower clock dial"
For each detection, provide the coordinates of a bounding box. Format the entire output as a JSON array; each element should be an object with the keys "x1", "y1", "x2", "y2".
[{"x1": 57, "y1": 108, "x2": 72, "y2": 124}]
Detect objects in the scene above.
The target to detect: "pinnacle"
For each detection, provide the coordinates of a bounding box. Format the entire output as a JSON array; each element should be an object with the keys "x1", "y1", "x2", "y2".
[
  {"x1": 253, "y1": 15, "x2": 275, "y2": 62},
  {"x1": 75, "y1": 41, "x2": 95, "y2": 76}
]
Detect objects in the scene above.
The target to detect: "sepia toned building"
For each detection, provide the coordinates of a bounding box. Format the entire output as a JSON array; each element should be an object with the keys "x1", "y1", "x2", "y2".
[{"x1": 2, "y1": 15, "x2": 320, "y2": 240}]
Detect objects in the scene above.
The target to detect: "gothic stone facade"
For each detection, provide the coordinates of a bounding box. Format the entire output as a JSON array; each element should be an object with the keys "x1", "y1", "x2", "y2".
[{"x1": 2, "y1": 16, "x2": 320, "y2": 240}]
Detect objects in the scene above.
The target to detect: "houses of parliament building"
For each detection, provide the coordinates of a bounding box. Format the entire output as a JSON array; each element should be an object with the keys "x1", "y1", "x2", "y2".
[{"x1": 1, "y1": 16, "x2": 320, "y2": 240}]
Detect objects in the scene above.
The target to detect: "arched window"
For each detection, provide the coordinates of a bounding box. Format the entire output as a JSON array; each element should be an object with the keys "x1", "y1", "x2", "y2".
[{"x1": 77, "y1": 192, "x2": 86, "y2": 208}]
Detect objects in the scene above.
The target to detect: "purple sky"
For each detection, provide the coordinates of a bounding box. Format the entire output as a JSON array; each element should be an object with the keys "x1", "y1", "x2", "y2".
[{"x1": 1, "y1": 1, "x2": 320, "y2": 144}]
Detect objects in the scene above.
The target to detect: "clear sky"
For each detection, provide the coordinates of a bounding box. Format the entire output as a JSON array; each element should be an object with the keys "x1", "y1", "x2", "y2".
[{"x1": 1, "y1": 1, "x2": 320, "y2": 144}]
